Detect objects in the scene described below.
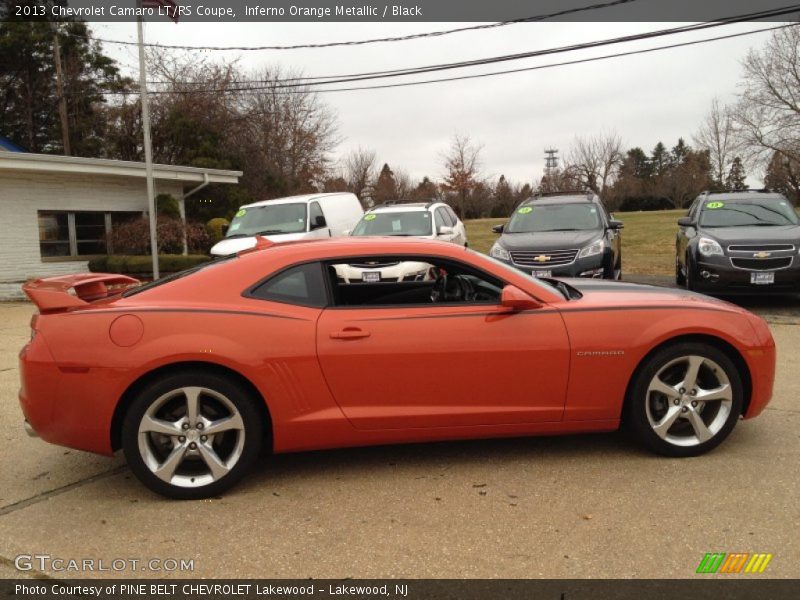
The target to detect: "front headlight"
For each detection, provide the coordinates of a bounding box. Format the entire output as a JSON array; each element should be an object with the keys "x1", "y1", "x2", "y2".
[
  {"x1": 490, "y1": 243, "x2": 510, "y2": 260},
  {"x1": 578, "y1": 239, "x2": 604, "y2": 258},
  {"x1": 697, "y1": 237, "x2": 723, "y2": 257}
]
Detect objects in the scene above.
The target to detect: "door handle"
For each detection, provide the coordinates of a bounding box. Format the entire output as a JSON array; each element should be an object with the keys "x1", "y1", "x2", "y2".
[{"x1": 329, "y1": 328, "x2": 371, "y2": 340}]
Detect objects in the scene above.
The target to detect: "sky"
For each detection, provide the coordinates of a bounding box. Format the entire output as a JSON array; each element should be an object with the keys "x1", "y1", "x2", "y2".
[{"x1": 91, "y1": 19, "x2": 779, "y2": 186}]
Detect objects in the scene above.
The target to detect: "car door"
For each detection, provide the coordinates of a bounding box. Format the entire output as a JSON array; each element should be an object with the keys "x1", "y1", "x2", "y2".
[
  {"x1": 315, "y1": 256, "x2": 570, "y2": 430},
  {"x1": 434, "y1": 207, "x2": 457, "y2": 243},
  {"x1": 308, "y1": 201, "x2": 331, "y2": 238},
  {"x1": 677, "y1": 198, "x2": 700, "y2": 267},
  {"x1": 447, "y1": 206, "x2": 468, "y2": 245}
]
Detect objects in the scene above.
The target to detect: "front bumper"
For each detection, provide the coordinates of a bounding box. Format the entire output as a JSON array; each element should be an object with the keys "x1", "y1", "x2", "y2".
[
  {"x1": 497, "y1": 252, "x2": 609, "y2": 279},
  {"x1": 692, "y1": 254, "x2": 800, "y2": 294}
]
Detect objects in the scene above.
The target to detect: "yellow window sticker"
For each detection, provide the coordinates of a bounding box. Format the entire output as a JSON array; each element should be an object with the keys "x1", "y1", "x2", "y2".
[
  {"x1": 364, "y1": 214, "x2": 377, "y2": 221},
  {"x1": 706, "y1": 201, "x2": 724, "y2": 209},
  {"x1": 235, "y1": 209, "x2": 247, "y2": 217},
  {"x1": 518, "y1": 206, "x2": 533, "y2": 214}
]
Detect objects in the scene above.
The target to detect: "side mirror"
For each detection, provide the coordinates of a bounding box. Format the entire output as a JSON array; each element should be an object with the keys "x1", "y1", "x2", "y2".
[
  {"x1": 500, "y1": 285, "x2": 541, "y2": 311},
  {"x1": 609, "y1": 219, "x2": 624, "y2": 230},
  {"x1": 492, "y1": 224, "x2": 504, "y2": 234},
  {"x1": 677, "y1": 217, "x2": 693, "y2": 227},
  {"x1": 312, "y1": 215, "x2": 327, "y2": 230},
  {"x1": 438, "y1": 225, "x2": 454, "y2": 236}
]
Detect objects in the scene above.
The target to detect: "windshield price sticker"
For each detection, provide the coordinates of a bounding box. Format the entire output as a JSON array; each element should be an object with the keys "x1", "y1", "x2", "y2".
[
  {"x1": 706, "y1": 202, "x2": 725, "y2": 209},
  {"x1": 364, "y1": 214, "x2": 376, "y2": 221},
  {"x1": 518, "y1": 206, "x2": 533, "y2": 214},
  {"x1": 235, "y1": 209, "x2": 247, "y2": 217}
]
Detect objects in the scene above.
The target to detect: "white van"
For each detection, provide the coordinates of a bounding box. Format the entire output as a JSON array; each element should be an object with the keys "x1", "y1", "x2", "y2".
[{"x1": 210, "y1": 193, "x2": 363, "y2": 256}]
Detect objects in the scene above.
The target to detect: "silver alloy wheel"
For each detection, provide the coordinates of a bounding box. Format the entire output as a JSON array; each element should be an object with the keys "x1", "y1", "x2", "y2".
[
  {"x1": 138, "y1": 386, "x2": 245, "y2": 488},
  {"x1": 645, "y1": 355, "x2": 733, "y2": 447}
]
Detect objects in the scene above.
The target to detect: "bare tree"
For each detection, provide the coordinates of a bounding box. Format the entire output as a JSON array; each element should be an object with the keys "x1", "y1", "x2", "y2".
[
  {"x1": 237, "y1": 66, "x2": 339, "y2": 197},
  {"x1": 694, "y1": 97, "x2": 736, "y2": 186},
  {"x1": 564, "y1": 133, "x2": 624, "y2": 197},
  {"x1": 733, "y1": 26, "x2": 800, "y2": 167},
  {"x1": 441, "y1": 133, "x2": 483, "y2": 217},
  {"x1": 343, "y1": 147, "x2": 377, "y2": 204}
]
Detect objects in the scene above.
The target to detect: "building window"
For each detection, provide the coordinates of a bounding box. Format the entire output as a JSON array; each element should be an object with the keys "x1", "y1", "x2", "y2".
[
  {"x1": 38, "y1": 213, "x2": 71, "y2": 257},
  {"x1": 38, "y1": 211, "x2": 142, "y2": 260}
]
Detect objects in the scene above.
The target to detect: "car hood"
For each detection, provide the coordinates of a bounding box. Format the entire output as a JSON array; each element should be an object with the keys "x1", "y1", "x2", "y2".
[
  {"x1": 556, "y1": 278, "x2": 748, "y2": 313},
  {"x1": 700, "y1": 224, "x2": 800, "y2": 244},
  {"x1": 498, "y1": 230, "x2": 601, "y2": 251},
  {"x1": 210, "y1": 232, "x2": 309, "y2": 256}
]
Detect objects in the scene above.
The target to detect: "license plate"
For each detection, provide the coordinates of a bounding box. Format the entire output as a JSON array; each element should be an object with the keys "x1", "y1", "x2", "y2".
[
  {"x1": 362, "y1": 271, "x2": 381, "y2": 283},
  {"x1": 750, "y1": 272, "x2": 774, "y2": 285},
  {"x1": 533, "y1": 270, "x2": 552, "y2": 278}
]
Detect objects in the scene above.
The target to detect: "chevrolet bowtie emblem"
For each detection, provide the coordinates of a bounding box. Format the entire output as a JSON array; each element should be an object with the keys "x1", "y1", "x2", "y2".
[
  {"x1": 534, "y1": 255, "x2": 550, "y2": 262},
  {"x1": 753, "y1": 251, "x2": 771, "y2": 258}
]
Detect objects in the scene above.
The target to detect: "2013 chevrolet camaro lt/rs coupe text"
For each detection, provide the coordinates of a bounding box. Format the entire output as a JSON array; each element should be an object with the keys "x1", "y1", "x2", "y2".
[{"x1": 19, "y1": 237, "x2": 775, "y2": 498}]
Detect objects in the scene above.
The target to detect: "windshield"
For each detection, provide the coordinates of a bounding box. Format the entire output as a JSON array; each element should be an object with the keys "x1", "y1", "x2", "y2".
[
  {"x1": 352, "y1": 211, "x2": 433, "y2": 236},
  {"x1": 506, "y1": 203, "x2": 601, "y2": 233},
  {"x1": 699, "y1": 199, "x2": 799, "y2": 227},
  {"x1": 226, "y1": 203, "x2": 307, "y2": 237}
]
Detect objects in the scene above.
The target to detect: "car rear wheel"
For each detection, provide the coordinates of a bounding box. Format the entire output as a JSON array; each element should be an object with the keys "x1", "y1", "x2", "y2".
[
  {"x1": 122, "y1": 370, "x2": 263, "y2": 499},
  {"x1": 626, "y1": 343, "x2": 743, "y2": 457}
]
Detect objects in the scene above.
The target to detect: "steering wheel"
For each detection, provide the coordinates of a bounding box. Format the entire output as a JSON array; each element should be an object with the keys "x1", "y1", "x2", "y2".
[{"x1": 431, "y1": 273, "x2": 476, "y2": 303}]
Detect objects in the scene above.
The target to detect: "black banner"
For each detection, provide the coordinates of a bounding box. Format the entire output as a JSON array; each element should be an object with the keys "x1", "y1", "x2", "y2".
[
  {"x1": 3, "y1": 580, "x2": 800, "y2": 600},
  {"x1": 3, "y1": 0, "x2": 800, "y2": 23}
]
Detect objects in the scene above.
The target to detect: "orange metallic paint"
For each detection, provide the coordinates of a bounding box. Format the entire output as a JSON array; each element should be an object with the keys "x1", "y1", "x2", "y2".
[{"x1": 18, "y1": 237, "x2": 775, "y2": 459}]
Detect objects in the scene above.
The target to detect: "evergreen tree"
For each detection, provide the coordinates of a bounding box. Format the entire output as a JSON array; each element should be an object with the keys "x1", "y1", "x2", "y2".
[
  {"x1": 725, "y1": 156, "x2": 748, "y2": 191},
  {"x1": 651, "y1": 142, "x2": 669, "y2": 176},
  {"x1": 0, "y1": 6, "x2": 130, "y2": 154},
  {"x1": 372, "y1": 163, "x2": 398, "y2": 204}
]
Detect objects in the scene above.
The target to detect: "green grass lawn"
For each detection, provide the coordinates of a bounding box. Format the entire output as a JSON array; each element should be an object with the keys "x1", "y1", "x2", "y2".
[{"x1": 465, "y1": 209, "x2": 685, "y2": 276}]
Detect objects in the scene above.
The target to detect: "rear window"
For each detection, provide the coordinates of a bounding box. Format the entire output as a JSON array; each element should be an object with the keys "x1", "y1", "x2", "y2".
[{"x1": 122, "y1": 257, "x2": 233, "y2": 297}]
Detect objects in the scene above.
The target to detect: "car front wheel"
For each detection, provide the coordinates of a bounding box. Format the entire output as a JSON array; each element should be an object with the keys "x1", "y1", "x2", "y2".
[
  {"x1": 626, "y1": 343, "x2": 743, "y2": 457},
  {"x1": 122, "y1": 370, "x2": 263, "y2": 499}
]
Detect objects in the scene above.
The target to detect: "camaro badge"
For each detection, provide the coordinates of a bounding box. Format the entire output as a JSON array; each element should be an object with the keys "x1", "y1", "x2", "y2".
[
  {"x1": 534, "y1": 255, "x2": 550, "y2": 262},
  {"x1": 753, "y1": 251, "x2": 771, "y2": 258}
]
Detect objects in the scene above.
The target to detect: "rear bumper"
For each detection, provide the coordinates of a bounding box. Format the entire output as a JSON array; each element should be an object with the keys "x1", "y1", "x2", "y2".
[{"x1": 19, "y1": 334, "x2": 116, "y2": 456}]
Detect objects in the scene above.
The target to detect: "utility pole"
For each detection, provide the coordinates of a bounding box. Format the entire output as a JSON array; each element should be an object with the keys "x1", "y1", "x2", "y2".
[
  {"x1": 137, "y1": 7, "x2": 160, "y2": 280},
  {"x1": 52, "y1": 26, "x2": 70, "y2": 155},
  {"x1": 544, "y1": 148, "x2": 559, "y2": 173}
]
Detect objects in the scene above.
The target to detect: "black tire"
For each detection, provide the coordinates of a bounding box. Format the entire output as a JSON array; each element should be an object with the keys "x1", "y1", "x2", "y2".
[
  {"x1": 625, "y1": 342, "x2": 743, "y2": 458},
  {"x1": 675, "y1": 256, "x2": 686, "y2": 286},
  {"x1": 122, "y1": 370, "x2": 263, "y2": 499},
  {"x1": 685, "y1": 254, "x2": 697, "y2": 291}
]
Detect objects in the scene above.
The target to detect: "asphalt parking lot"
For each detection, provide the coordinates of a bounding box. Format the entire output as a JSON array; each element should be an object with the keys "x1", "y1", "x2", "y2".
[{"x1": 0, "y1": 288, "x2": 798, "y2": 579}]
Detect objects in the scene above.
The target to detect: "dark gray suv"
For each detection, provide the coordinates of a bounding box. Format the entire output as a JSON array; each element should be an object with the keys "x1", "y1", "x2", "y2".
[{"x1": 489, "y1": 192, "x2": 623, "y2": 280}]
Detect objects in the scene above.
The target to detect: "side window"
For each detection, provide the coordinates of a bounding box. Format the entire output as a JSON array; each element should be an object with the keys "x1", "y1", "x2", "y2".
[
  {"x1": 250, "y1": 263, "x2": 327, "y2": 307},
  {"x1": 445, "y1": 206, "x2": 459, "y2": 224},
  {"x1": 327, "y1": 256, "x2": 504, "y2": 307},
  {"x1": 435, "y1": 207, "x2": 451, "y2": 229},
  {"x1": 309, "y1": 202, "x2": 325, "y2": 229}
]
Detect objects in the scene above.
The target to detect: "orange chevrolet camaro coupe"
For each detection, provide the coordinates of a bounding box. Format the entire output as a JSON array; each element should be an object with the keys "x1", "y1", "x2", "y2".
[{"x1": 19, "y1": 237, "x2": 775, "y2": 499}]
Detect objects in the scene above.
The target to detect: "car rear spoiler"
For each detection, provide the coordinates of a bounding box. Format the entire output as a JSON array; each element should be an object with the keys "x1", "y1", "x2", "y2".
[{"x1": 22, "y1": 273, "x2": 140, "y2": 313}]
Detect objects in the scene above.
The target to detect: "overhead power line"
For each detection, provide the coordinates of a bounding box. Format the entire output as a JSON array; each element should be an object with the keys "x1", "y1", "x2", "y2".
[
  {"x1": 97, "y1": 5, "x2": 800, "y2": 96},
  {"x1": 73, "y1": 0, "x2": 638, "y2": 51}
]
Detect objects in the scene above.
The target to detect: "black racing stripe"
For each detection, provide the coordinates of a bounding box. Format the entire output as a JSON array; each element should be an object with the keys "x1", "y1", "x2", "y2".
[
  {"x1": 558, "y1": 304, "x2": 733, "y2": 314},
  {"x1": 62, "y1": 307, "x2": 310, "y2": 322}
]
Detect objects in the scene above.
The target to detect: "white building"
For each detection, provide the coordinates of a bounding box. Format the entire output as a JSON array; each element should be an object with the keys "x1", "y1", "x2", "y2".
[{"x1": 0, "y1": 149, "x2": 241, "y2": 299}]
